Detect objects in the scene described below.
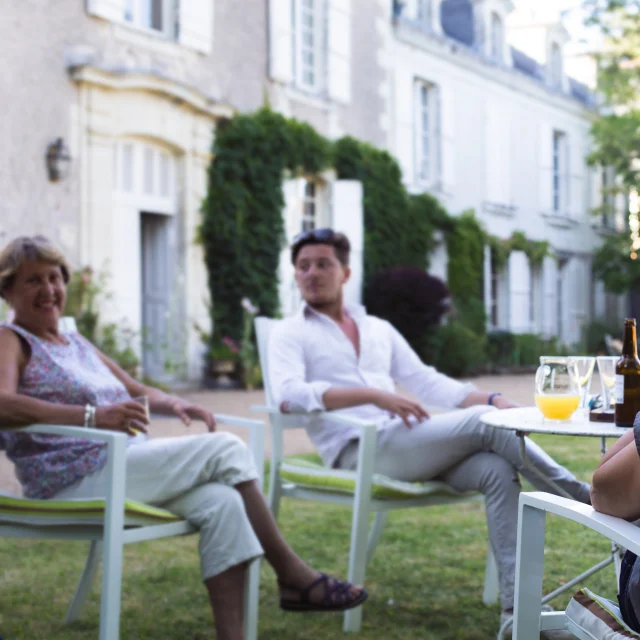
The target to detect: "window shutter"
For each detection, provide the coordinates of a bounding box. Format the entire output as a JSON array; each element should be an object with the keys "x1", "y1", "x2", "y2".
[
  {"x1": 278, "y1": 178, "x2": 305, "y2": 316},
  {"x1": 179, "y1": 0, "x2": 213, "y2": 54},
  {"x1": 508, "y1": 251, "x2": 530, "y2": 334},
  {"x1": 86, "y1": 0, "x2": 124, "y2": 22},
  {"x1": 590, "y1": 166, "x2": 602, "y2": 215},
  {"x1": 269, "y1": 0, "x2": 294, "y2": 84},
  {"x1": 328, "y1": 0, "x2": 352, "y2": 104},
  {"x1": 399, "y1": 76, "x2": 416, "y2": 184},
  {"x1": 483, "y1": 245, "x2": 492, "y2": 330},
  {"x1": 331, "y1": 180, "x2": 363, "y2": 305},
  {"x1": 541, "y1": 255, "x2": 558, "y2": 338},
  {"x1": 569, "y1": 137, "x2": 584, "y2": 218},
  {"x1": 539, "y1": 123, "x2": 554, "y2": 215},
  {"x1": 486, "y1": 102, "x2": 511, "y2": 205},
  {"x1": 440, "y1": 83, "x2": 455, "y2": 193}
]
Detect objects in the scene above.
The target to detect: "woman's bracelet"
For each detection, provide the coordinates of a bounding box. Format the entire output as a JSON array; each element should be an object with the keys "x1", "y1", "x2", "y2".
[{"x1": 84, "y1": 404, "x2": 96, "y2": 427}]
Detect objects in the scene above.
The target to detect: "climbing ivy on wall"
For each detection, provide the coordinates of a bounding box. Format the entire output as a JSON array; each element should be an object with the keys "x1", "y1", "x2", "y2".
[
  {"x1": 201, "y1": 107, "x2": 551, "y2": 353},
  {"x1": 200, "y1": 108, "x2": 332, "y2": 344}
]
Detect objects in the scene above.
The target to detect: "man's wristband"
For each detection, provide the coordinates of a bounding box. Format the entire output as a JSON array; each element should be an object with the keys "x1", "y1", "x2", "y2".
[{"x1": 488, "y1": 393, "x2": 502, "y2": 406}]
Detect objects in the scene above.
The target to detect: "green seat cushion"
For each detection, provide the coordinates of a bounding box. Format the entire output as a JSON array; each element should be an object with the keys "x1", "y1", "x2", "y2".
[
  {"x1": 0, "y1": 491, "x2": 181, "y2": 527},
  {"x1": 566, "y1": 587, "x2": 640, "y2": 639},
  {"x1": 280, "y1": 458, "x2": 478, "y2": 501}
]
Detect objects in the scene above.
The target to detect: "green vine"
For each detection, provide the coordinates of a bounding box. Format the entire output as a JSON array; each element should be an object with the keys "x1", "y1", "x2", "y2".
[
  {"x1": 200, "y1": 108, "x2": 332, "y2": 345},
  {"x1": 201, "y1": 108, "x2": 550, "y2": 360}
]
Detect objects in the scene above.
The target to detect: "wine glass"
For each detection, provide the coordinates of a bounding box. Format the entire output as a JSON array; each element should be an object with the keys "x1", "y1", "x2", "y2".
[
  {"x1": 535, "y1": 357, "x2": 581, "y2": 422},
  {"x1": 596, "y1": 356, "x2": 619, "y2": 412},
  {"x1": 573, "y1": 357, "x2": 596, "y2": 413}
]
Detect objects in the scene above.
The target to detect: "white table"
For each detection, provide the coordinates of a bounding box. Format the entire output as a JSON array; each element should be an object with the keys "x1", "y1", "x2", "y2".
[{"x1": 481, "y1": 406, "x2": 628, "y2": 608}]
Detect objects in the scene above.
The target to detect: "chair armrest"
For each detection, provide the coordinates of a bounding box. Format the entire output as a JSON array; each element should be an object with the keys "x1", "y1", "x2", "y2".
[
  {"x1": 215, "y1": 414, "x2": 264, "y2": 433},
  {"x1": 520, "y1": 492, "x2": 640, "y2": 556},
  {"x1": 251, "y1": 405, "x2": 377, "y2": 432},
  {"x1": 23, "y1": 423, "x2": 127, "y2": 445}
]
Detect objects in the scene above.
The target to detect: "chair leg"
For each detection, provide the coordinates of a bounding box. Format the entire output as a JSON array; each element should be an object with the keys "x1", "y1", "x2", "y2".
[
  {"x1": 513, "y1": 503, "x2": 547, "y2": 640},
  {"x1": 243, "y1": 558, "x2": 261, "y2": 640},
  {"x1": 65, "y1": 540, "x2": 103, "y2": 623},
  {"x1": 482, "y1": 544, "x2": 500, "y2": 606},
  {"x1": 366, "y1": 512, "x2": 387, "y2": 568},
  {"x1": 267, "y1": 470, "x2": 282, "y2": 521},
  {"x1": 343, "y1": 428, "x2": 376, "y2": 633}
]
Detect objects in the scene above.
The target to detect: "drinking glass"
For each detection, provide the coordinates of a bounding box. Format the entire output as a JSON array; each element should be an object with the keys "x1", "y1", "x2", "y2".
[
  {"x1": 573, "y1": 357, "x2": 596, "y2": 411},
  {"x1": 130, "y1": 395, "x2": 149, "y2": 435},
  {"x1": 596, "y1": 356, "x2": 619, "y2": 411},
  {"x1": 535, "y1": 357, "x2": 581, "y2": 421}
]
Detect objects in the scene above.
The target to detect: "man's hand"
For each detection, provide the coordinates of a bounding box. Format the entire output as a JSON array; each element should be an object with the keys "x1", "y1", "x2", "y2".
[
  {"x1": 492, "y1": 396, "x2": 519, "y2": 410},
  {"x1": 170, "y1": 398, "x2": 216, "y2": 432},
  {"x1": 371, "y1": 390, "x2": 430, "y2": 427}
]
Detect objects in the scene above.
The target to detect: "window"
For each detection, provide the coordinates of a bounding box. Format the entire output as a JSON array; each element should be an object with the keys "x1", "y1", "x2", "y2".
[
  {"x1": 490, "y1": 12, "x2": 503, "y2": 62},
  {"x1": 124, "y1": 0, "x2": 177, "y2": 37},
  {"x1": 556, "y1": 258, "x2": 568, "y2": 339},
  {"x1": 292, "y1": 0, "x2": 325, "y2": 93},
  {"x1": 552, "y1": 131, "x2": 568, "y2": 213},
  {"x1": 490, "y1": 261, "x2": 500, "y2": 328},
  {"x1": 550, "y1": 42, "x2": 563, "y2": 89},
  {"x1": 301, "y1": 180, "x2": 318, "y2": 232},
  {"x1": 417, "y1": 0, "x2": 432, "y2": 25},
  {"x1": 415, "y1": 80, "x2": 441, "y2": 186}
]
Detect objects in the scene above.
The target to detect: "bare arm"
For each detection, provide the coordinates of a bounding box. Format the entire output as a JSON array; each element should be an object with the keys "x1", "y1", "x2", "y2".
[
  {"x1": 93, "y1": 347, "x2": 216, "y2": 431},
  {"x1": 596, "y1": 428, "x2": 635, "y2": 469},
  {"x1": 591, "y1": 440, "x2": 640, "y2": 520},
  {"x1": 458, "y1": 391, "x2": 519, "y2": 410}
]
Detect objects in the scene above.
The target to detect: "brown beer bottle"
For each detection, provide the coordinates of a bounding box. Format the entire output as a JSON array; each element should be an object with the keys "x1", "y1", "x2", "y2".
[{"x1": 615, "y1": 318, "x2": 640, "y2": 427}]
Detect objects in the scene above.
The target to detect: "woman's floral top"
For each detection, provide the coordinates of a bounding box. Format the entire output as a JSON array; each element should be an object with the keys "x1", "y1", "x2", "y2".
[{"x1": 0, "y1": 322, "x2": 130, "y2": 499}]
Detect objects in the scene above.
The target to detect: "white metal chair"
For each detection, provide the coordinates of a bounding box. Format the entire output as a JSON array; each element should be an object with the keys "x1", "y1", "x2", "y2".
[
  {"x1": 253, "y1": 315, "x2": 499, "y2": 632},
  {"x1": 0, "y1": 319, "x2": 265, "y2": 640},
  {"x1": 512, "y1": 492, "x2": 640, "y2": 639}
]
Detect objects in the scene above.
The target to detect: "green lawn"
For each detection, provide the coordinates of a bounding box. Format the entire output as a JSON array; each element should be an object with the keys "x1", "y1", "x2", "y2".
[{"x1": 0, "y1": 435, "x2": 621, "y2": 639}]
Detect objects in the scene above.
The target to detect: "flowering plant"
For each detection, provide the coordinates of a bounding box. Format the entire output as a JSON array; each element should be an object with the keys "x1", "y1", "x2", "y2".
[
  {"x1": 240, "y1": 298, "x2": 261, "y2": 388},
  {"x1": 210, "y1": 336, "x2": 240, "y2": 361}
]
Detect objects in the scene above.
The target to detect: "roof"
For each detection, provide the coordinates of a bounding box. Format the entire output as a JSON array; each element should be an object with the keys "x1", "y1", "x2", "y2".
[{"x1": 436, "y1": 0, "x2": 595, "y2": 107}]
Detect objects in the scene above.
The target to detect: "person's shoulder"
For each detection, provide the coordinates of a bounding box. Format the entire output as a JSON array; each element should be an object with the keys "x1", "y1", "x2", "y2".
[
  {"x1": 363, "y1": 313, "x2": 394, "y2": 333},
  {"x1": 269, "y1": 315, "x2": 305, "y2": 342},
  {"x1": 0, "y1": 325, "x2": 29, "y2": 362}
]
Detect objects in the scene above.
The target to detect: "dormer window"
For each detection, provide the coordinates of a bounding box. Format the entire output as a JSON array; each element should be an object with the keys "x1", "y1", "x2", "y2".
[
  {"x1": 490, "y1": 12, "x2": 504, "y2": 62},
  {"x1": 417, "y1": 0, "x2": 432, "y2": 25}
]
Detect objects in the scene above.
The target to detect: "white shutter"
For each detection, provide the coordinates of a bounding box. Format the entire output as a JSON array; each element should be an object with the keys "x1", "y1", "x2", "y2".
[
  {"x1": 179, "y1": 0, "x2": 213, "y2": 54},
  {"x1": 86, "y1": 0, "x2": 124, "y2": 22},
  {"x1": 508, "y1": 251, "x2": 530, "y2": 334},
  {"x1": 279, "y1": 179, "x2": 304, "y2": 316},
  {"x1": 542, "y1": 255, "x2": 558, "y2": 338},
  {"x1": 569, "y1": 137, "x2": 585, "y2": 218},
  {"x1": 486, "y1": 102, "x2": 510, "y2": 205},
  {"x1": 615, "y1": 175, "x2": 627, "y2": 224},
  {"x1": 397, "y1": 74, "x2": 415, "y2": 185},
  {"x1": 331, "y1": 180, "x2": 364, "y2": 305},
  {"x1": 269, "y1": 0, "x2": 294, "y2": 84},
  {"x1": 590, "y1": 166, "x2": 602, "y2": 215},
  {"x1": 328, "y1": 0, "x2": 352, "y2": 103},
  {"x1": 440, "y1": 83, "x2": 455, "y2": 194},
  {"x1": 539, "y1": 123, "x2": 554, "y2": 214},
  {"x1": 404, "y1": 0, "x2": 417, "y2": 19},
  {"x1": 483, "y1": 245, "x2": 492, "y2": 330}
]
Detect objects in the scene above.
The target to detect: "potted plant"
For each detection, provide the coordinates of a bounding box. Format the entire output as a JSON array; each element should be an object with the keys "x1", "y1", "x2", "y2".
[{"x1": 204, "y1": 336, "x2": 241, "y2": 389}]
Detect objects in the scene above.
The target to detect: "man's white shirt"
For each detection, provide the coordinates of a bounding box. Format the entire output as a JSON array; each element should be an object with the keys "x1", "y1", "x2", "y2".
[{"x1": 268, "y1": 303, "x2": 476, "y2": 467}]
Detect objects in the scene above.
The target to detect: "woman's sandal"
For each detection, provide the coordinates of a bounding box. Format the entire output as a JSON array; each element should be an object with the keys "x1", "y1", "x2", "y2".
[{"x1": 279, "y1": 573, "x2": 368, "y2": 612}]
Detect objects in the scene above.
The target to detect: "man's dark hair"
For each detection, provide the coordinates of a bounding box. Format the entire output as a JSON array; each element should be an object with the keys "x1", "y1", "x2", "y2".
[{"x1": 290, "y1": 229, "x2": 351, "y2": 266}]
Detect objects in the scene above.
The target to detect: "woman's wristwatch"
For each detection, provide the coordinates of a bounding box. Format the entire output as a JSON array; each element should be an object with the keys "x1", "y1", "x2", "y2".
[
  {"x1": 488, "y1": 393, "x2": 502, "y2": 406},
  {"x1": 84, "y1": 404, "x2": 96, "y2": 427}
]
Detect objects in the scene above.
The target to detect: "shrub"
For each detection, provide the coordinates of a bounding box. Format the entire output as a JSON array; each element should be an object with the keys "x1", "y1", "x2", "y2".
[
  {"x1": 431, "y1": 322, "x2": 487, "y2": 378},
  {"x1": 486, "y1": 330, "x2": 516, "y2": 367},
  {"x1": 365, "y1": 267, "x2": 451, "y2": 354},
  {"x1": 513, "y1": 333, "x2": 545, "y2": 366},
  {"x1": 582, "y1": 319, "x2": 624, "y2": 355}
]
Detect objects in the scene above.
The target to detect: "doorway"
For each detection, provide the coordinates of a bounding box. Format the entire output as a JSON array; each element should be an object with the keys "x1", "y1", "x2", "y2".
[{"x1": 140, "y1": 212, "x2": 176, "y2": 379}]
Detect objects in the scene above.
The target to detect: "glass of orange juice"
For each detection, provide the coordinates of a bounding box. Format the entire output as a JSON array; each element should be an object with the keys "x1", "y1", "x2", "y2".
[{"x1": 535, "y1": 357, "x2": 581, "y2": 421}]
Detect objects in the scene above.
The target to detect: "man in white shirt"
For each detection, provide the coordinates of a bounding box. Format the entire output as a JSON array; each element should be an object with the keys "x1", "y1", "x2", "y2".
[{"x1": 268, "y1": 229, "x2": 591, "y2": 625}]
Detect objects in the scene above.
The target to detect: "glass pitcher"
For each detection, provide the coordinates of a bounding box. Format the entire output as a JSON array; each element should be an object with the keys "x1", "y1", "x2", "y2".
[{"x1": 535, "y1": 357, "x2": 581, "y2": 421}]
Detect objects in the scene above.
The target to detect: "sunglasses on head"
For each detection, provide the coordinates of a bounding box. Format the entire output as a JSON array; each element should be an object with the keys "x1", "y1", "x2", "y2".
[{"x1": 292, "y1": 228, "x2": 336, "y2": 246}]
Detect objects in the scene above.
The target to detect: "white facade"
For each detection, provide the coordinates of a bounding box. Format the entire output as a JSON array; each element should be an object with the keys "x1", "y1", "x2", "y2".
[{"x1": 386, "y1": 0, "x2": 628, "y2": 346}]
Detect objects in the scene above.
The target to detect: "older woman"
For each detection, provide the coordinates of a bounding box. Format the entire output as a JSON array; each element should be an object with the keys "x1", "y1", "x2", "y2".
[{"x1": 0, "y1": 235, "x2": 367, "y2": 640}]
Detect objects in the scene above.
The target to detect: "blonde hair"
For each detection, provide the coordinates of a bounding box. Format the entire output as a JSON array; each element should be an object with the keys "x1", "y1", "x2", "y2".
[{"x1": 0, "y1": 236, "x2": 71, "y2": 299}]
